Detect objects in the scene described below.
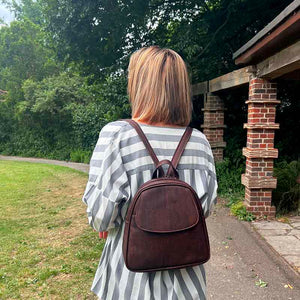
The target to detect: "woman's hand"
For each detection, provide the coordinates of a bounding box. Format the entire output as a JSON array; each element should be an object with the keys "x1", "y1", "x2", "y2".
[
  {"x1": 99, "y1": 231, "x2": 108, "y2": 239},
  {"x1": 93, "y1": 229, "x2": 108, "y2": 239}
]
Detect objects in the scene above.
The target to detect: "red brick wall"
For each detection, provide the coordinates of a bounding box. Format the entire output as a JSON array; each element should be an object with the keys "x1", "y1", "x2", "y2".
[
  {"x1": 201, "y1": 93, "x2": 226, "y2": 162},
  {"x1": 242, "y1": 77, "x2": 280, "y2": 218}
]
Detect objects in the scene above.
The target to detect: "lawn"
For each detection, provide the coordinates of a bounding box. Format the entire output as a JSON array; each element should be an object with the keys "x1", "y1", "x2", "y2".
[{"x1": 0, "y1": 160, "x2": 104, "y2": 299}]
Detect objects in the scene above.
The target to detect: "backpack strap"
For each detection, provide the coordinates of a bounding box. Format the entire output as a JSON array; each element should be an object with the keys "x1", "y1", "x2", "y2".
[
  {"x1": 121, "y1": 119, "x2": 164, "y2": 176},
  {"x1": 166, "y1": 126, "x2": 193, "y2": 176},
  {"x1": 121, "y1": 119, "x2": 160, "y2": 165},
  {"x1": 120, "y1": 119, "x2": 192, "y2": 177}
]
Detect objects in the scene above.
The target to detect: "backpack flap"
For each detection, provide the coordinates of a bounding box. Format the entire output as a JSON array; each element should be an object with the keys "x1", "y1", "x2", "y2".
[{"x1": 134, "y1": 185, "x2": 200, "y2": 233}]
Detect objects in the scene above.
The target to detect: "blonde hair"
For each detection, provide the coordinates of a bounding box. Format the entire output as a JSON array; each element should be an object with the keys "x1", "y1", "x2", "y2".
[{"x1": 127, "y1": 45, "x2": 192, "y2": 126}]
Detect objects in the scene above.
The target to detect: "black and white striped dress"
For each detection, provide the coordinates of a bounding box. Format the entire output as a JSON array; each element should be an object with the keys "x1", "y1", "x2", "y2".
[{"x1": 82, "y1": 120, "x2": 218, "y2": 300}]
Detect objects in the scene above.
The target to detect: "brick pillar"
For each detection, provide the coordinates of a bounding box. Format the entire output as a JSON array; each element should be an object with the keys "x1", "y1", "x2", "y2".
[
  {"x1": 201, "y1": 92, "x2": 226, "y2": 161},
  {"x1": 242, "y1": 77, "x2": 281, "y2": 218}
]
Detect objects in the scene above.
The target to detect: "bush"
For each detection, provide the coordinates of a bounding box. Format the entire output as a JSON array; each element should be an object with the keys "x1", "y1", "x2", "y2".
[
  {"x1": 230, "y1": 201, "x2": 256, "y2": 221},
  {"x1": 273, "y1": 160, "x2": 300, "y2": 215},
  {"x1": 215, "y1": 157, "x2": 245, "y2": 197},
  {"x1": 70, "y1": 150, "x2": 92, "y2": 164}
]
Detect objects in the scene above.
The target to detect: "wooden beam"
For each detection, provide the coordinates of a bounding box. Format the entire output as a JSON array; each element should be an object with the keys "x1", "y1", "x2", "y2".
[
  {"x1": 209, "y1": 66, "x2": 250, "y2": 92},
  {"x1": 256, "y1": 40, "x2": 300, "y2": 79},
  {"x1": 192, "y1": 66, "x2": 251, "y2": 95},
  {"x1": 191, "y1": 81, "x2": 208, "y2": 96}
]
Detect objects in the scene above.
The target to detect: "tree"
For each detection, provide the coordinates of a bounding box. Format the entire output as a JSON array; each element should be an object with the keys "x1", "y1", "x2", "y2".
[
  {"x1": 1, "y1": 0, "x2": 45, "y2": 25},
  {"x1": 0, "y1": 17, "x2": 60, "y2": 102},
  {"x1": 40, "y1": 0, "x2": 293, "y2": 82}
]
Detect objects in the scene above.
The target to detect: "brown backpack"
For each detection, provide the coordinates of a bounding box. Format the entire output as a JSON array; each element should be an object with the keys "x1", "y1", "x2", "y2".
[{"x1": 121, "y1": 119, "x2": 210, "y2": 272}]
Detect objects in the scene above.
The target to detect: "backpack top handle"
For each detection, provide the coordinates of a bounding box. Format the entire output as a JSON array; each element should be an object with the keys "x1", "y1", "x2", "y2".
[
  {"x1": 152, "y1": 159, "x2": 179, "y2": 179},
  {"x1": 121, "y1": 119, "x2": 193, "y2": 177}
]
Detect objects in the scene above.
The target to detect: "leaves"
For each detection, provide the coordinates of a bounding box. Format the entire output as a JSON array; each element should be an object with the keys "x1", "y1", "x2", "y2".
[
  {"x1": 230, "y1": 201, "x2": 256, "y2": 222},
  {"x1": 0, "y1": 17, "x2": 60, "y2": 102},
  {"x1": 255, "y1": 279, "x2": 268, "y2": 288}
]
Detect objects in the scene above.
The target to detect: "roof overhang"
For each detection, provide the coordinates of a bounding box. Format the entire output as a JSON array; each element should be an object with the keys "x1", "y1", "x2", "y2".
[
  {"x1": 233, "y1": 0, "x2": 300, "y2": 65},
  {"x1": 192, "y1": 40, "x2": 300, "y2": 95}
]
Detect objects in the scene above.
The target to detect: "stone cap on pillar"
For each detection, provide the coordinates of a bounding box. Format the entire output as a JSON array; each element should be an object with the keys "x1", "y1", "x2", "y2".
[
  {"x1": 241, "y1": 173, "x2": 277, "y2": 189},
  {"x1": 242, "y1": 147, "x2": 278, "y2": 158},
  {"x1": 243, "y1": 123, "x2": 280, "y2": 129},
  {"x1": 245, "y1": 99, "x2": 281, "y2": 104},
  {"x1": 210, "y1": 141, "x2": 227, "y2": 148},
  {"x1": 201, "y1": 107, "x2": 227, "y2": 112},
  {"x1": 201, "y1": 124, "x2": 227, "y2": 129}
]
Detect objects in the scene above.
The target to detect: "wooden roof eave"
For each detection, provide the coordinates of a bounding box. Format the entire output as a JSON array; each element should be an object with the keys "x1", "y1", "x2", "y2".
[
  {"x1": 233, "y1": 1, "x2": 300, "y2": 65},
  {"x1": 192, "y1": 39, "x2": 300, "y2": 96}
]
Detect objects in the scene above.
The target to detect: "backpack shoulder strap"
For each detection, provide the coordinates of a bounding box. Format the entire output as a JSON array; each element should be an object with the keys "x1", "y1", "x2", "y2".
[
  {"x1": 120, "y1": 119, "x2": 160, "y2": 167},
  {"x1": 167, "y1": 126, "x2": 193, "y2": 176},
  {"x1": 120, "y1": 119, "x2": 192, "y2": 177}
]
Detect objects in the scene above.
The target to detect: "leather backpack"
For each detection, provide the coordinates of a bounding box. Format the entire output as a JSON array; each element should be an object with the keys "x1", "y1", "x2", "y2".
[{"x1": 121, "y1": 119, "x2": 210, "y2": 272}]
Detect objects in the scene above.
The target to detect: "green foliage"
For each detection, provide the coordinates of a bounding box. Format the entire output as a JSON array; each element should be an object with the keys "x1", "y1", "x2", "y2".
[
  {"x1": 216, "y1": 149, "x2": 256, "y2": 222},
  {"x1": 39, "y1": 0, "x2": 292, "y2": 81},
  {"x1": 0, "y1": 69, "x2": 131, "y2": 160},
  {"x1": 276, "y1": 80, "x2": 300, "y2": 162},
  {"x1": 71, "y1": 74, "x2": 131, "y2": 150},
  {"x1": 255, "y1": 279, "x2": 268, "y2": 288},
  {"x1": 42, "y1": 0, "x2": 150, "y2": 79},
  {"x1": 0, "y1": 17, "x2": 59, "y2": 102},
  {"x1": 215, "y1": 157, "x2": 245, "y2": 197},
  {"x1": 20, "y1": 72, "x2": 88, "y2": 150},
  {"x1": 224, "y1": 134, "x2": 246, "y2": 170},
  {"x1": 225, "y1": 193, "x2": 243, "y2": 208},
  {"x1": 273, "y1": 160, "x2": 300, "y2": 215},
  {"x1": 0, "y1": 101, "x2": 14, "y2": 145},
  {"x1": 230, "y1": 201, "x2": 256, "y2": 222},
  {"x1": 2, "y1": 0, "x2": 45, "y2": 25},
  {"x1": 70, "y1": 149, "x2": 92, "y2": 164}
]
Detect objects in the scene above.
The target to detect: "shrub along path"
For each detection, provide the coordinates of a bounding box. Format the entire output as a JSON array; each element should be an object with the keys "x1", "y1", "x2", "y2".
[{"x1": 0, "y1": 155, "x2": 299, "y2": 299}]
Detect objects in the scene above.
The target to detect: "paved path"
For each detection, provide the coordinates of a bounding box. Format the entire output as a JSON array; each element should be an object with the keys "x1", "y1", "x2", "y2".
[
  {"x1": 206, "y1": 203, "x2": 300, "y2": 299},
  {"x1": 252, "y1": 218, "x2": 300, "y2": 273},
  {"x1": 1, "y1": 154, "x2": 299, "y2": 299},
  {"x1": 0, "y1": 154, "x2": 89, "y2": 173}
]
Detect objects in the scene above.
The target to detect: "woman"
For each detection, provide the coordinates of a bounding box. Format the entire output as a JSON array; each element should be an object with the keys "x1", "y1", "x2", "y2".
[{"x1": 82, "y1": 45, "x2": 218, "y2": 299}]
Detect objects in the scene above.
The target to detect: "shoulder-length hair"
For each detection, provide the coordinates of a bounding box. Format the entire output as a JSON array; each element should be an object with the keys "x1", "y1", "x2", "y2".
[{"x1": 127, "y1": 45, "x2": 192, "y2": 126}]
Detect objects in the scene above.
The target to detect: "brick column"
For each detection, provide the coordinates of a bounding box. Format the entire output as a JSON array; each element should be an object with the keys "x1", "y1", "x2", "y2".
[
  {"x1": 242, "y1": 77, "x2": 281, "y2": 218},
  {"x1": 201, "y1": 92, "x2": 226, "y2": 161}
]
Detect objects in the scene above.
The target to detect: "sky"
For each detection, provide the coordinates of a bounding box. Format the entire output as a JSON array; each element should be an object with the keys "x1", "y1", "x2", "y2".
[{"x1": 0, "y1": 3, "x2": 15, "y2": 24}]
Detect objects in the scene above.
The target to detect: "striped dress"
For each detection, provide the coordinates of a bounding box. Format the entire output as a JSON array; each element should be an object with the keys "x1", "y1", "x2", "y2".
[{"x1": 82, "y1": 120, "x2": 218, "y2": 300}]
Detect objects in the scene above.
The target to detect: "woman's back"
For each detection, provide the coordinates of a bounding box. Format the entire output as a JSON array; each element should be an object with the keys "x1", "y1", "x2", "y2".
[{"x1": 82, "y1": 120, "x2": 218, "y2": 299}]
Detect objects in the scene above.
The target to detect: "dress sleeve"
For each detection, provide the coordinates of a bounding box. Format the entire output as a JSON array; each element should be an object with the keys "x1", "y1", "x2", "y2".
[
  {"x1": 82, "y1": 124, "x2": 131, "y2": 231},
  {"x1": 204, "y1": 165, "x2": 218, "y2": 218},
  {"x1": 201, "y1": 137, "x2": 218, "y2": 218}
]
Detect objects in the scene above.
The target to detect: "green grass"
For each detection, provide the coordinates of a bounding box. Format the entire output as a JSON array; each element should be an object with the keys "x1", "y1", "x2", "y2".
[{"x1": 0, "y1": 161, "x2": 104, "y2": 299}]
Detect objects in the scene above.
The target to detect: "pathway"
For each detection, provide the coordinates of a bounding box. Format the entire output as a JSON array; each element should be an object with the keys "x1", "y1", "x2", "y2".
[
  {"x1": 0, "y1": 154, "x2": 89, "y2": 173},
  {"x1": 206, "y1": 202, "x2": 299, "y2": 299}
]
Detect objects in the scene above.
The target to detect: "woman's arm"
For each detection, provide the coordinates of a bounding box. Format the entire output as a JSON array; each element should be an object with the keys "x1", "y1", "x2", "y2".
[
  {"x1": 202, "y1": 136, "x2": 218, "y2": 219},
  {"x1": 82, "y1": 124, "x2": 131, "y2": 232}
]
